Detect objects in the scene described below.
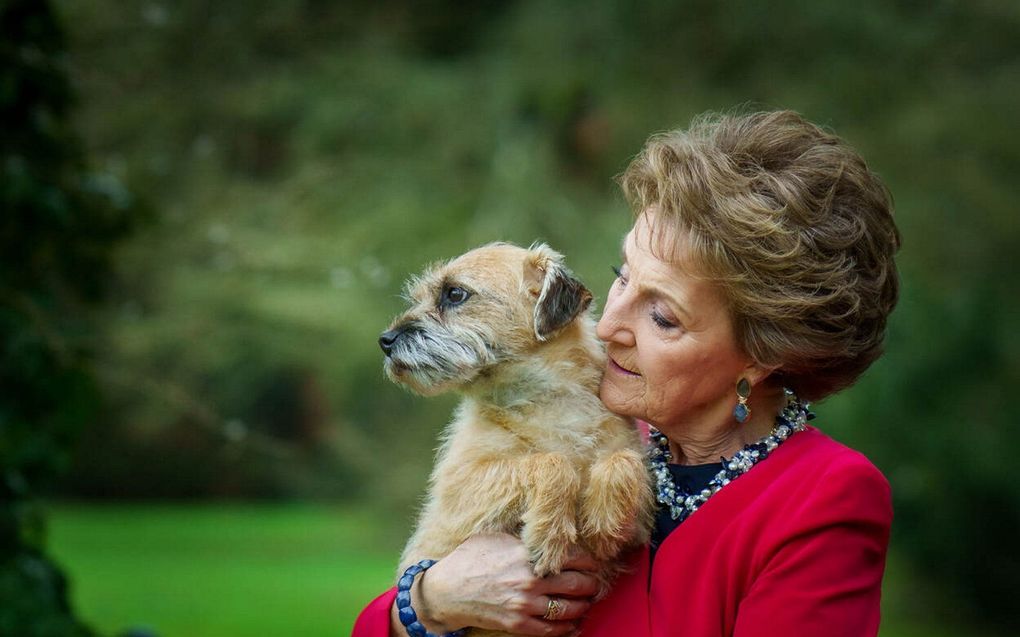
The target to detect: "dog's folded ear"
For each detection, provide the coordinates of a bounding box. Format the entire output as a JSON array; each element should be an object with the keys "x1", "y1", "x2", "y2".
[{"x1": 525, "y1": 243, "x2": 594, "y2": 341}]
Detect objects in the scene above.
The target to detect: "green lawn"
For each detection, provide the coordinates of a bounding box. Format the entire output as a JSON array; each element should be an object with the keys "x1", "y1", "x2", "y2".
[
  {"x1": 47, "y1": 503, "x2": 400, "y2": 637},
  {"x1": 47, "y1": 503, "x2": 985, "y2": 637}
]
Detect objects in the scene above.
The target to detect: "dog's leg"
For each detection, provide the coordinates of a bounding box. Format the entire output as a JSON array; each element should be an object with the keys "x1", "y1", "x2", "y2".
[
  {"x1": 580, "y1": 445, "x2": 653, "y2": 563},
  {"x1": 519, "y1": 452, "x2": 580, "y2": 577},
  {"x1": 399, "y1": 458, "x2": 523, "y2": 575}
]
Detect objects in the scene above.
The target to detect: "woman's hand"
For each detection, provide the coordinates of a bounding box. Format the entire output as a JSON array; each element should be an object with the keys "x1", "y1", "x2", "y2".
[{"x1": 391, "y1": 532, "x2": 600, "y2": 637}]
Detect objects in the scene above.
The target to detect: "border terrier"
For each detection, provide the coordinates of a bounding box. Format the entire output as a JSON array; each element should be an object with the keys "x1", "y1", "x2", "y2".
[{"x1": 379, "y1": 242, "x2": 653, "y2": 617}]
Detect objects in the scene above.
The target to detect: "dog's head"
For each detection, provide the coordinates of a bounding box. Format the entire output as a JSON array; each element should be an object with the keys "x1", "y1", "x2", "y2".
[{"x1": 379, "y1": 242, "x2": 593, "y2": 396}]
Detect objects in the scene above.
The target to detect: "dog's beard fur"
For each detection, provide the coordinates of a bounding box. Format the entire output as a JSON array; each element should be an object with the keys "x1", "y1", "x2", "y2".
[{"x1": 383, "y1": 318, "x2": 505, "y2": 395}]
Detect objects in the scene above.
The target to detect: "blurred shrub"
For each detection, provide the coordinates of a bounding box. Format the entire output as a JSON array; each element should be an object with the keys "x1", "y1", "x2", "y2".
[
  {"x1": 64, "y1": 363, "x2": 357, "y2": 499},
  {"x1": 0, "y1": 0, "x2": 143, "y2": 633}
]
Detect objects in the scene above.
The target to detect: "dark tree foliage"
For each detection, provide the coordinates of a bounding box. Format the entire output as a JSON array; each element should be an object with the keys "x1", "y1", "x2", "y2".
[{"x1": 0, "y1": 1, "x2": 142, "y2": 634}]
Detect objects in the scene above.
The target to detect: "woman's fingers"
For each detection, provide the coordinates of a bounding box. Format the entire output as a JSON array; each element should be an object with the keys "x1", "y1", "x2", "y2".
[
  {"x1": 504, "y1": 617, "x2": 580, "y2": 637},
  {"x1": 537, "y1": 569, "x2": 600, "y2": 598},
  {"x1": 533, "y1": 595, "x2": 591, "y2": 620},
  {"x1": 478, "y1": 594, "x2": 586, "y2": 637},
  {"x1": 560, "y1": 543, "x2": 600, "y2": 572}
]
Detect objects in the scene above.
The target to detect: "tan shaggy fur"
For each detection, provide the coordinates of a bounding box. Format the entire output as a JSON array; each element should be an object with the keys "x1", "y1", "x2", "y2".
[{"x1": 381, "y1": 243, "x2": 653, "y2": 635}]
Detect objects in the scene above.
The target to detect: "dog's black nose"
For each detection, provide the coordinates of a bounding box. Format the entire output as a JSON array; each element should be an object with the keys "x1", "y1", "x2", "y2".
[{"x1": 379, "y1": 329, "x2": 401, "y2": 356}]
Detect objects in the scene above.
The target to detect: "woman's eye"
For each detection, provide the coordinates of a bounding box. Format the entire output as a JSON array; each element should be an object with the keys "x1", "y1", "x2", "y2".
[
  {"x1": 443, "y1": 286, "x2": 470, "y2": 306},
  {"x1": 651, "y1": 311, "x2": 678, "y2": 329},
  {"x1": 611, "y1": 265, "x2": 626, "y2": 286}
]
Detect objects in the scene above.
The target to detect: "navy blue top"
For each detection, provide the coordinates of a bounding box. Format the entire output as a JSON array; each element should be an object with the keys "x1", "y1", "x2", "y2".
[{"x1": 649, "y1": 462, "x2": 724, "y2": 562}]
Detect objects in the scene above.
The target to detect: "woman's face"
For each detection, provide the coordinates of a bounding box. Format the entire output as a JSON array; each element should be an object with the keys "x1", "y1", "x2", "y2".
[{"x1": 596, "y1": 214, "x2": 757, "y2": 433}]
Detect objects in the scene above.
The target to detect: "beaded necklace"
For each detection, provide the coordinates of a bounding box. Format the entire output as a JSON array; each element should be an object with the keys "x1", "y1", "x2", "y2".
[{"x1": 649, "y1": 389, "x2": 812, "y2": 522}]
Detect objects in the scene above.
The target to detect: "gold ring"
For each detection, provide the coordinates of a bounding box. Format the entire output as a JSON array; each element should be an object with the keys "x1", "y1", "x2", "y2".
[{"x1": 543, "y1": 597, "x2": 566, "y2": 620}]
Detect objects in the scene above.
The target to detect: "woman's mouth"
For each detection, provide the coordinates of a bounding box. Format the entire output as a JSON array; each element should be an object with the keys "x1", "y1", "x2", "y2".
[{"x1": 609, "y1": 357, "x2": 640, "y2": 376}]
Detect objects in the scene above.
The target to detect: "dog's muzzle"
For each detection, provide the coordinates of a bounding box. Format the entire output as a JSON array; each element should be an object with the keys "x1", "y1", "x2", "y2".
[{"x1": 379, "y1": 325, "x2": 413, "y2": 356}]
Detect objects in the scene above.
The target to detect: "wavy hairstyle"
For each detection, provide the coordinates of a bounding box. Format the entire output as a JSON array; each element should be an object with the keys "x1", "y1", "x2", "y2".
[{"x1": 619, "y1": 110, "x2": 901, "y2": 401}]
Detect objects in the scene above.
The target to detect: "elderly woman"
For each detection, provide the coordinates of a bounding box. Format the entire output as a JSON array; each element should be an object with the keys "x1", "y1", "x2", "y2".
[{"x1": 353, "y1": 110, "x2": 900, "y2": 637}]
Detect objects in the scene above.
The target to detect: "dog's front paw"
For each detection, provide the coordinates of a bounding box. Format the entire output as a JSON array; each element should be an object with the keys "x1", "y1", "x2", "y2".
[
  {"x1": 529, "y1": 539, "x2": 571, "y2": 577},
  {"x1": 583, "y1": 526, "x2": 629, "y2": 562},
  {"x1": 580, "y1": 446, "x2": 654, "y2": 560}
]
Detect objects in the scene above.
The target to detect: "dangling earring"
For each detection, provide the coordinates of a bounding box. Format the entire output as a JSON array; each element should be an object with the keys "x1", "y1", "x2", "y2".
[{"x1": 733, "y1": 378, "x2": 751, "y2": 423}]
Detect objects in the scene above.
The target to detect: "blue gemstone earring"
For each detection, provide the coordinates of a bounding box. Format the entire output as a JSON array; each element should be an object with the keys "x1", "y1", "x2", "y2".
[{"x1": 733, "y1": 378, "x2": 751, "y2": 423}]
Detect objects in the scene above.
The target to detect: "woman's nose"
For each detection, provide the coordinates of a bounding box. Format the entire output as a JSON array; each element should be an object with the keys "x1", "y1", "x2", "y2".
[{"x1": 596, "y1": 292, "x2": 636, "y2": 346}]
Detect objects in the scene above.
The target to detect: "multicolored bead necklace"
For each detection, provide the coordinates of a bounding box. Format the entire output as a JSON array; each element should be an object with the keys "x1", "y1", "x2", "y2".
[{"x1": 649, "y1": 388, "x2": 812, "y2": 522}]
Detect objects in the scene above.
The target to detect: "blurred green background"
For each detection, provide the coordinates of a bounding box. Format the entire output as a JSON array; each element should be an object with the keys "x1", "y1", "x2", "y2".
[{"x1": 2, "y1": 0, "x2": 1018, "y2": 635}]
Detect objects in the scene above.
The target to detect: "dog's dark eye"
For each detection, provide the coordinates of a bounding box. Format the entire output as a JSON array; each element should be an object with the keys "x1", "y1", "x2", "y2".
[{"x1": 442, "y1": 286, "x2": 471, "y2": 307}]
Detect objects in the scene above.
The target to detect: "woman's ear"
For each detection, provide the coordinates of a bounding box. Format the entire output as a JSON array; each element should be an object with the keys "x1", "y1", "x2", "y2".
[
  {"x1": 742, "y1": 361, "x2": 779, "y2": 389},
  {"x1": 525, "y1": 244, "x2": 593, "y2": 341}
]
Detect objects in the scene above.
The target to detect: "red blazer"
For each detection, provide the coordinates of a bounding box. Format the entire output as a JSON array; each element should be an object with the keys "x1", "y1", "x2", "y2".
[{"x1": 352, "y1": 427, "x2": 892, "y2": 637}]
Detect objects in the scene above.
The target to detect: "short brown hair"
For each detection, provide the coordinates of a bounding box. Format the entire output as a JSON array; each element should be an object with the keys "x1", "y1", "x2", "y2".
[{"x1": 619, "y1": 110, "x2": 901, "y2": 401}]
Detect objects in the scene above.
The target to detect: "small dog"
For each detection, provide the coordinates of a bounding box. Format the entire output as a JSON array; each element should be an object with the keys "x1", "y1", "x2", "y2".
[{"x1": 380, "y1": 242, "x2": 653, "y2": 627}]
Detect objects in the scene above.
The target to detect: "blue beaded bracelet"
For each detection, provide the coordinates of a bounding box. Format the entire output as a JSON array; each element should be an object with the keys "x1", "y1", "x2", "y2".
[{"x1": 395, "y1": 559, "x2": 465, "y2": 637}]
